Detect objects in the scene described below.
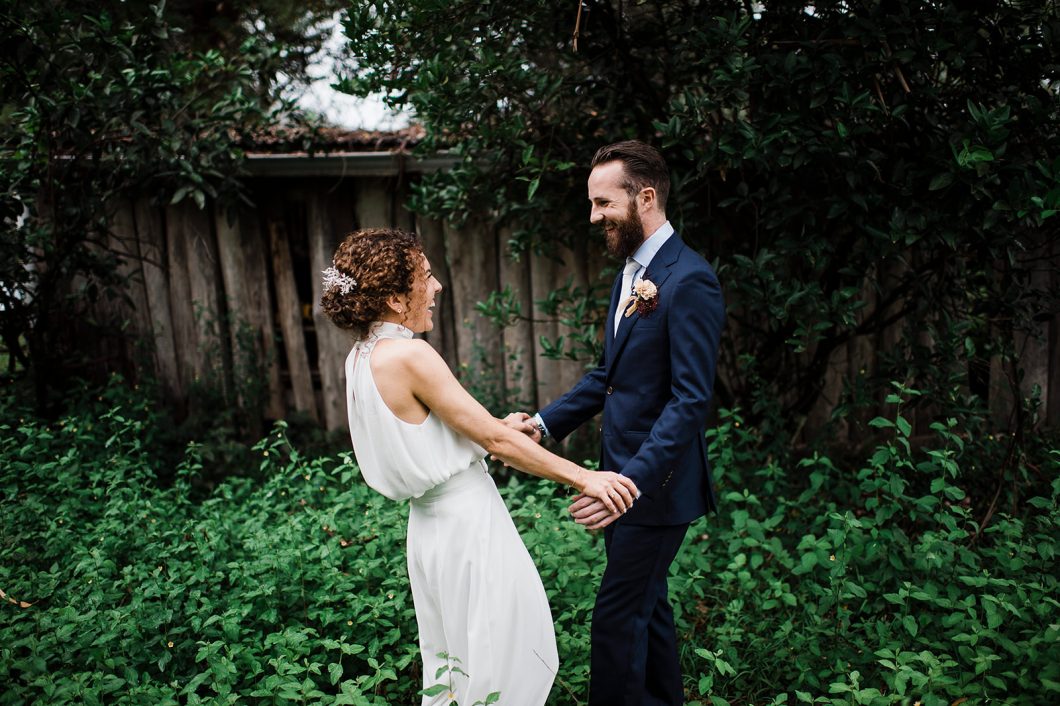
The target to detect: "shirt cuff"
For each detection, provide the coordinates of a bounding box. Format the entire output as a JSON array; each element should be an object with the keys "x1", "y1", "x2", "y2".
[{"x1": 531, "y1": 413, "x2": 550, "y2": 438}]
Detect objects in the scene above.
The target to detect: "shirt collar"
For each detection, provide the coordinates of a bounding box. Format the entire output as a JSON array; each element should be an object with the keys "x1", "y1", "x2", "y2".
[{"x1": 630, "y1": 221, "x2": 674, "y2": 270}]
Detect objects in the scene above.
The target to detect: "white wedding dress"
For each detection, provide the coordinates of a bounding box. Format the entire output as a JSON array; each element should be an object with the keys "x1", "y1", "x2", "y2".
[{"x1": 345, "y1": 321, "x2": 558, "y2": 705}]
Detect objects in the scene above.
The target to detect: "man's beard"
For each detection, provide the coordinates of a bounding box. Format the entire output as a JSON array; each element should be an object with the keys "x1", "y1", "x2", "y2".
[{"x1": 603, "y1": 202, "x2": 645, "y2": 260}]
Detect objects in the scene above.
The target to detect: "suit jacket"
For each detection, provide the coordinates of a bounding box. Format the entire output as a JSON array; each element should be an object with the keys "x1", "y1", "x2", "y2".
[{"x1": 540, "y1": 233, "x2": 725, "y2": 525}]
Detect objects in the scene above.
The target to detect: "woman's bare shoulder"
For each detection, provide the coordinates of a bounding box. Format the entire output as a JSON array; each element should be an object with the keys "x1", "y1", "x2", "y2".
[{"x1": 372, "y1": 338, "x2": 444, "y2": 375}]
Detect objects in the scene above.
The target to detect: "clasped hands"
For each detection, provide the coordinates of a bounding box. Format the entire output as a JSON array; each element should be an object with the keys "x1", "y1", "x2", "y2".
[{"x1": 501, "y1": 412, "x2": 636, "y2": 531}]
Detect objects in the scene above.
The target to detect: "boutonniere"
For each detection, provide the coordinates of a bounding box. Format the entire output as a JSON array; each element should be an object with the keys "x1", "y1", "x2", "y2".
[{"x1": 623, "y1": 278, "x2": 660, "y2": 318}]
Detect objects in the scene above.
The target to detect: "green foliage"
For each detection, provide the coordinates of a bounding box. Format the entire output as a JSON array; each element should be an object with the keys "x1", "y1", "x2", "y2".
[
  {"x1": 339, "y1": 0, "x2": 1060, "y2": 455},
  {"x1": 3, "y1": 381, "x2": 1057, "y2": 704},
  {"x1": 676, "y1": 399, "x2": 1060, "y2": 705},
  {"x1": 1, "y1": 388, "x2": 418, "y2": 704}
]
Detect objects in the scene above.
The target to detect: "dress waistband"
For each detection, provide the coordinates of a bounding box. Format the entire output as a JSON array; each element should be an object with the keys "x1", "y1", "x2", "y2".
[{"x1": 412, "y1": 459, "x2": 489, "y2": 505}]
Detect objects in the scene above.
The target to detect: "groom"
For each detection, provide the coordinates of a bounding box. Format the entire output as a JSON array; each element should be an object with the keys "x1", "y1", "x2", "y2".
[{"x1": 523, "y1": 140, "x2": 725, "y2": 705}]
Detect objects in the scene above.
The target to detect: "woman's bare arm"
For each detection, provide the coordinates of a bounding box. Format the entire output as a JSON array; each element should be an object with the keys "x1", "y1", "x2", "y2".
[{"x1": 393, "y1": 339, "x2": 638, "y2": 512}]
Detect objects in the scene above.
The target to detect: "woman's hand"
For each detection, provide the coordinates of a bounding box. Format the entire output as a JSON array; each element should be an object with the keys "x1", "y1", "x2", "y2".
[{"x1": 574, "y1": 469, "x2": 638, "y2": 514}]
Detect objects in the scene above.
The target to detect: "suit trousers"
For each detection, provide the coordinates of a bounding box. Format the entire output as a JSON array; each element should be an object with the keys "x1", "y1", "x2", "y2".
[{"x1": 589, "y1": 521, "x2": 690, "y2": 706}]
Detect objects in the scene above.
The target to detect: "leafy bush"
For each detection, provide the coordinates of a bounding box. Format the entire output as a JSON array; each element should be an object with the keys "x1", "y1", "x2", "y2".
[
  {"x1": 2, "y1": 382, "x2": 1056, "y2": 704},
  {"x1": 679, "y1": 404, "x2": 1059, "y2": 705},
  {"x1": 341, "y1": 0, "x2": 1060, "y2": 451},
  {"x1": 1, "y1": 395, "x2": 420, "y2": 704}
]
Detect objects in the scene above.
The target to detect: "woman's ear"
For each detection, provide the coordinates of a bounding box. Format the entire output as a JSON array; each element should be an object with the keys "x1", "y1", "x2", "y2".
[{"x1": 386, "y1": 294, "x2": 406, "y2": 315}]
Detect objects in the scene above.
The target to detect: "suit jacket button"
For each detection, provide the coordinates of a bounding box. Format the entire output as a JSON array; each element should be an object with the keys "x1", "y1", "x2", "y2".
[{"x1": 606, "y1": 385, "x2": 614, "y2": 394}]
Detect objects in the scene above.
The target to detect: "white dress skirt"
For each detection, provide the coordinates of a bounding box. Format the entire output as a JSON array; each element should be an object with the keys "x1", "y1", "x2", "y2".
[{"x1": 346, "y1": 322, "x2": 558, "y2": 705}]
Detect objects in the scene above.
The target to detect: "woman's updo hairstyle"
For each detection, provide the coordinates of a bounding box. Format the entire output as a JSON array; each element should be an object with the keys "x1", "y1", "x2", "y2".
[{"x1": 321, "y1": 228, "x2": 424, "y2": 340}]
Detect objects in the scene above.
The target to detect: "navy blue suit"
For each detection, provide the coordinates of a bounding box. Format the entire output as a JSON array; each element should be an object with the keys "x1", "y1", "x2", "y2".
[{"x1": 540, "y1": 233, "x2": 725, "y2": 704}]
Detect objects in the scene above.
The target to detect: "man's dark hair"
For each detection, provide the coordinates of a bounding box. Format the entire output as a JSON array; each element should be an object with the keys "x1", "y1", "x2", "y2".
[{"x1": 591, "y1": 140, "x2": 670, "y2": 212}]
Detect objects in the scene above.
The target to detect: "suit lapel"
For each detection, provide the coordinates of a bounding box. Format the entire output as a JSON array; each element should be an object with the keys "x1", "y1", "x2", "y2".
[{"x1": 607, "y1": 235, "x2": 684, "y2": 369}]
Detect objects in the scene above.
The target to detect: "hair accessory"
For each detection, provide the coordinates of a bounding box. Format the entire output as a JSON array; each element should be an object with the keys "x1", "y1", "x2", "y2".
[{"x1": 322, "y1": 266, "x2": 358, "y2": 295}]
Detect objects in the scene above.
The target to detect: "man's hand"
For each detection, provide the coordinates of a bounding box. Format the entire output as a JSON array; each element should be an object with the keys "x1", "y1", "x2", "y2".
[
  {"x1": 491, "y1": 412, "x2": 542, "y2": 465},
  {"x1": 501, "y1": 412, "x2": 541, "y2": 443},
  {"x1": 568, "y1": 493, "x2": 624, "y2": 531}
]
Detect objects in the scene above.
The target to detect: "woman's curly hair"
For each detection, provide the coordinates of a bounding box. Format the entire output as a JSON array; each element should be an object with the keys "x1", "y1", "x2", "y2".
[{"x1": 320, "y1": 228, "x2": 424, "y2": 340}]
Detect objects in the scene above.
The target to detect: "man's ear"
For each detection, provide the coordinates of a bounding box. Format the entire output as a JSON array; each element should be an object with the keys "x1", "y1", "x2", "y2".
[{"x1": 638, "y1": 186, "x2": 657, "y2": 212}]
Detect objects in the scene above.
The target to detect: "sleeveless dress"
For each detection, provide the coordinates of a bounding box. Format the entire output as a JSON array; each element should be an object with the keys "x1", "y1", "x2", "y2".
[{"x1": 345, "y1": 321, "x2": 558, "y2": 705}]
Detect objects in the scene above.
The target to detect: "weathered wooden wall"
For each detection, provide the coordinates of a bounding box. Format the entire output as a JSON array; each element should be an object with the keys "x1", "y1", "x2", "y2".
[
  {"x1": 101, "y1": 171, "x2": 607, "y2": 435},
  {"x1": 101, "y1": 166, "x2": 1060, "y2": 440}
]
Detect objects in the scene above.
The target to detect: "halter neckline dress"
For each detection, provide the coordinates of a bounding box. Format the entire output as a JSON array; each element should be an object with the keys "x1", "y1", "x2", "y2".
[{"x1": 345, "y1": 321, "x2": 558, "y2": 705}]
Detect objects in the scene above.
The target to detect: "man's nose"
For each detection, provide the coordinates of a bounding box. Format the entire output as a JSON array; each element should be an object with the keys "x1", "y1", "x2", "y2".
[{"x1": 590, "y1": 209, "x2": 603, "y2": 224}]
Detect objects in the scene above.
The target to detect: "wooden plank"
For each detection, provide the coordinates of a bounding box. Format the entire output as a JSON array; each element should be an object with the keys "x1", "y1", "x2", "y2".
[
  {"x1": 989, "y1": 353, "x2": 1016, "y2": 429},
  {"x1": 355, "y1": 178, "x2": 392, "y2": 229},
  {"x1": 164, "y1": 203, "x2": 200, "y2": 397},
  {"x1": 1018, "y1": 327, "x2": 1049, "y2": 430},
  {"x1": 416, "y1": 215, "x2": 458, "y2": 367},
  {"x1": 805, "y1": 342, "x2": 846, "y2": 442},
  {"x1": 268, "y1": 213, "x2": 319, "y2": 421},
  {"x1": 214, "y1": 204, "x2": 249, "y2": 407},
  {"x1": 329, "y1": 180, "x2": 359, "y2": 236},
  {"x1": 879, "y1": 256, "x2": 910, "y2": 421},
  {"x1": 528, "y1": 239, "x2": 604, "y2": 452},
  {"x1": 174, "y1": 201, "x2": 230, "y2": 395},
  {"x1": 846, "y1": 276, "x2": 879, "y2": 444},
  {"x1": 558, "y1": 237, "x2": 596, "y2": 395},
  {"x1": 1018, "y1": 238, "x2": 1053, "y2": 429},
  {"x1": 108, "y1": 199, "x2": 154, "y2": 358},
  {"x1": 392, "y1": 176, "x2": 419, "y2": 232},
  {"x1": 528, "y1": 240, "x2": 597, "y2": 408},
  {"x1": 529, "y1": 247, "x2": 568, "y2": 407},
  {"x1": 243, "y1": 208, "x2": 286, "y2": 420},
  {"x1": 133, "y1": 200, "x2": 182, "y2": 403},
  {"x1": 444, "y1": 218, "x2": 503, "y2": 410},
  {"x1": 214, "y1": 206, "x2": 245, "y2": 341},
  {"x1": 308, "y1": 192, "x2": 353, "y2": 430},
  {"x1": 497, "y1": 226, "x2": 536, "y2": 410},
  {"x1": 214, "y1": 203, "x2": 285, "y2": 422}
]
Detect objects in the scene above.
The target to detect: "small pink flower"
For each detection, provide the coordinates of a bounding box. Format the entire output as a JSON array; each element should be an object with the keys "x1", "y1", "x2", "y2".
[{"x1": 623, "y1": 277, "x2": 660, "y2": 318}]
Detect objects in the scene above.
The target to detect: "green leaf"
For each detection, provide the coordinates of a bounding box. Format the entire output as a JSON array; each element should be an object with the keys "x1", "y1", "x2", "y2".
[
  {"x1": 170, "y1": 186, "x2": 191, "y2": 205},
  {"x1": 715, "y1": 657, "x2": 736, "y2": 676},
  {"x1": 929, "y1": 172, "x2": 954, "y2": 190}
]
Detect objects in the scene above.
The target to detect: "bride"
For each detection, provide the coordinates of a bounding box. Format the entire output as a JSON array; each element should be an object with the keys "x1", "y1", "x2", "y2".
[{"x1": 321, "y1": 228, "x2": 639, "y2": 705}]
